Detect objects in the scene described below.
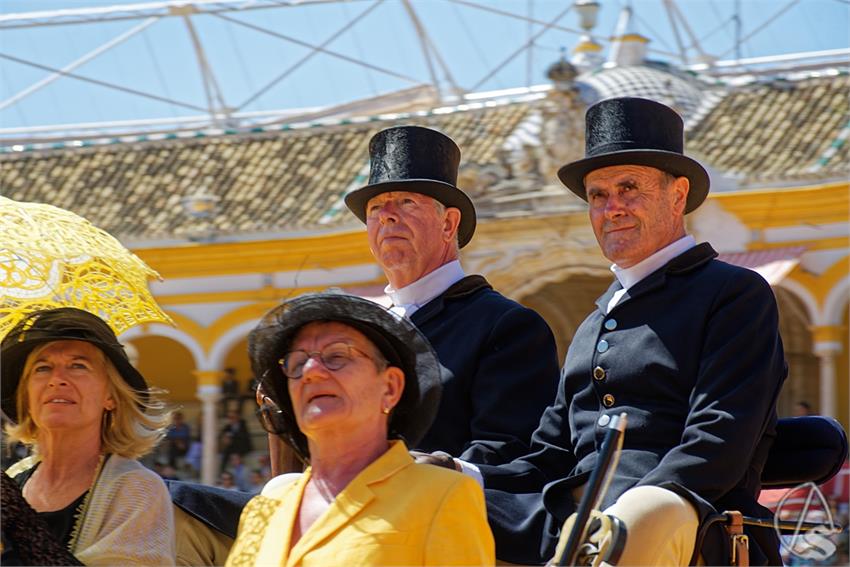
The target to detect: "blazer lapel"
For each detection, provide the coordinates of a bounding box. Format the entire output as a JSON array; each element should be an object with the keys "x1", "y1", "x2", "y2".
[
  {"x1": 255, "y1": 473, "x2": 309, "y2": 567},
  {"x1": 287, "y1": 481, "x2": 376, "y2": 566},
  {"x1": 595, "y1": 280, "x2": 623, "y2": 313},
  {"x1": 601, "y1": 243, "x2": 718, "y2": 313},
  {"x1": 286, "y1": 442, "x2": 412, "y2": 566},
  {"x1": 410, "y1": 275, "x2": 491, "y2": 327}
]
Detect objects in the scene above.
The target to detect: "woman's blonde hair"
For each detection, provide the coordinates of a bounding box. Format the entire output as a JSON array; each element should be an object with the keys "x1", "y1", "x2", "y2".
[{"x1": 5, "y1": 342, "x2": 171, "y2": 460}]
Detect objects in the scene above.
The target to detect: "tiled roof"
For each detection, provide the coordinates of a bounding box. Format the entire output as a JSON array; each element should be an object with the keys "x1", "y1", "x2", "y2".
[
  {"x1": 686, "y1": 73, "x2": 850, "y2": 184},
  {"x1": 1, "y1": 70, "x2": 846, "y2": 242},
  {"x1": 0, "y1": 103, "x2": 531, "y2": 240}
]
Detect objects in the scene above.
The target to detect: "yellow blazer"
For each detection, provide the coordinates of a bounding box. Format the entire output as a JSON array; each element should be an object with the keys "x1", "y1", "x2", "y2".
[{"x1": 226, "y1": 440, "x2": 495, "y2": 566}]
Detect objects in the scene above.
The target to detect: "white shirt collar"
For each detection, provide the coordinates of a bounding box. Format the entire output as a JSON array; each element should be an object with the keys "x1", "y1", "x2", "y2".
[
  {"x1": 611, "y1": 235, "x2": 697, "y2": 291},
  {"x1": 385, "y1": 260, "x2": 465, "y2": 317}
]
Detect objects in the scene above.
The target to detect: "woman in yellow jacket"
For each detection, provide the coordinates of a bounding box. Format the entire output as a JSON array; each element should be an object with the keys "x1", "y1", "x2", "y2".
[{"x1": 226, "y1": 291, "x2": 494, "y2": 566}]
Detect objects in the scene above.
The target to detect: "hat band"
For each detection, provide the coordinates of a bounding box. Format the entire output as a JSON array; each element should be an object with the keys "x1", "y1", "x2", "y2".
[{"x1": 587, "y1": 140, "x2": 682, "y2": 157}]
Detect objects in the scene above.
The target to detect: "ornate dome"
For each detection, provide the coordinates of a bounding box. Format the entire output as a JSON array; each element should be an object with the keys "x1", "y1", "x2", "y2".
[{"x1": 576, "y1": 62, "x2": 709, "y2": 120}]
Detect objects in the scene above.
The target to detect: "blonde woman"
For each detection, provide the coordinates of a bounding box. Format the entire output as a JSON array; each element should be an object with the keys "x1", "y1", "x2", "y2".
[{"x1": 2, "y1": 308, "x2": 176, "y2": 565}]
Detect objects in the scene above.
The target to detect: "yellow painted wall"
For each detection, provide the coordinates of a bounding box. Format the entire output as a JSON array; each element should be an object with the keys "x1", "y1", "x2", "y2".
[{"x1": 129, "y1": 336, "x2": 197, "y2": 403}]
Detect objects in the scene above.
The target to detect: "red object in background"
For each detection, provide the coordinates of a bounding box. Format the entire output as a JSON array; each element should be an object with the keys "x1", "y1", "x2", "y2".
[{"x1": 759, "y1": 461, "x2": 849, "y2": 516}]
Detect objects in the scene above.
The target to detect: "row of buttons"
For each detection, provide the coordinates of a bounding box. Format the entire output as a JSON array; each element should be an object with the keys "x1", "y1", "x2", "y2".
[{"x1": 596, "y1": 318, "x2": 618, "y2": 415}]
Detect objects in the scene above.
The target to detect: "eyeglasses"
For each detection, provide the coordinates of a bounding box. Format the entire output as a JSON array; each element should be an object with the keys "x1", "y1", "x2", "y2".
[{"x1": 278, "y1": 341, "x2": 385, "y2": 379}]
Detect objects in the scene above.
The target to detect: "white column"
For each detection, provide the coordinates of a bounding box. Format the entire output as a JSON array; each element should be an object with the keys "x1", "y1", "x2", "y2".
[
  {"x1": 812, "y1": 325, "x2": 843, "y2": 419},
  {"x1": 814, "y1": 344, "x2": 840, "y2": 418},
  {"x1": 193, "y1": 369, "x2": 224, "y2": 485}
]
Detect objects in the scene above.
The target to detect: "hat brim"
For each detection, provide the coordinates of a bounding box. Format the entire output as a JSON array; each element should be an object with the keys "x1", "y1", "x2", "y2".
[
  {"x1": 1, "y1": 334, "x2": 148, "y2": 423},
  {"x1": 248, "y1": 292, "x2": 445, "y2": 450},
  {"x1": 344, "y1": 179, "x2": 477, "y2": 248},
  {"x1": 557, "y1": 150, "x2": 710, "y2": 214}
]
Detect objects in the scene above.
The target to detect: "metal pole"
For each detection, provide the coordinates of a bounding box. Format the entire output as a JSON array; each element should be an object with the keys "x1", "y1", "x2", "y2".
[
  {"x1": 0, "y1": 17, "x2": 160, "y2": 112},
  {"x1": 180, "y1": 13, "x2": 230, "y2": 125},
  {"x1": 401, "y1": 0, "x2": 441, "y2": 101}
]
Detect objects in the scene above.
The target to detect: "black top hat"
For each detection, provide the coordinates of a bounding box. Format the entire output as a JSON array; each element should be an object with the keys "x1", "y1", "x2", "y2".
[
  {"x1": 248, "y1": 290, "x2": 445, "y2": 461},
  {"x1": 557, "y1": 97, "x2": 709, "y2": 213},
  {"x1": 344, "y1": 125, "x2": 477, "y2": 248},
  {"x1": 1, "y1": 308, "x2": 149, "y2": 423}
]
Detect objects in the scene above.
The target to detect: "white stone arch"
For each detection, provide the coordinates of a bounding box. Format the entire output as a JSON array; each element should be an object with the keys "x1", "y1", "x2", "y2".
[
  {"x1": 776, "y1": 278, "x2": 820, "y2": 326},
  {"x1": 207, "y1": 319, "x2": 261, "y2": 371},
  {"x1": 119, "y1": 323, "x2": 207, "y2": 369},
  {"x1": 822, "y1": 274, "x2": 850, "y2": 326},
  {"x1": 508, "y1": 265, "x2": 611, "y2": 302}
]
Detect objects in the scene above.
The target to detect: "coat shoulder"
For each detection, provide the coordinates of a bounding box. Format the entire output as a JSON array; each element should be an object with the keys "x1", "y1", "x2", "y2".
[{"x1": 700, "y1": 257, "x2": 775, "y2": 293}]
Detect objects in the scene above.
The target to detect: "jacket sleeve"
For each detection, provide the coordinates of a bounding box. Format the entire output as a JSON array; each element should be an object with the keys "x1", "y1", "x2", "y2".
[
  {"x1": 77, "y1": 467, "x2": 177, "y2": 566},
  {"x1": 459, "y1": 305, "x2": 561, "y2": 464},
  {"x1": 424, "y1": 475, "x2": 495, "y2": 565},
  {"x1": 476, "y1": 363, "x2": 578, "y2": 565},
  {"x1": 637, "y1": 268, "x2": 787, "y2": 500}
]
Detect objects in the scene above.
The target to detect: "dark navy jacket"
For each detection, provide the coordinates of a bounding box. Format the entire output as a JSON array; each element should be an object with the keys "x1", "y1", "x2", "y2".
[
  {"x1": 411, "y1": 275, "x2": 561, "y2": 465},
  {"x1": 481, "y1": 243, "x2": 787, "y2": 565}
]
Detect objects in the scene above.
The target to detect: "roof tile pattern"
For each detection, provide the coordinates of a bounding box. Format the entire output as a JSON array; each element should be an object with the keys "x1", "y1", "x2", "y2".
[
  {"x1": 687, "y1": 74, "x2": 850, "y2": 183},
  {"x1": 1, "y1": 104, "x2": 530, "y2": 240},
  {"x1": 1, "y1": 72, "x2": 847, "y2": 241}
]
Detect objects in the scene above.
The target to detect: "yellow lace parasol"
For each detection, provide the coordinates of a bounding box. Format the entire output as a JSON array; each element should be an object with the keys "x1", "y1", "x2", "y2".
[{"x1": 0, "y1": 196, "x2": 173, "y2": 339}]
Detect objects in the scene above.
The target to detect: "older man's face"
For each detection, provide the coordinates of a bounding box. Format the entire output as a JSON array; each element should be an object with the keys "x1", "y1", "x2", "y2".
[
  {"x1": 585, "y1": 165, "x2": 689, "y2": 268},
  {"x1": 365, "y1": 191, "x2": 460, "y2": 289}
]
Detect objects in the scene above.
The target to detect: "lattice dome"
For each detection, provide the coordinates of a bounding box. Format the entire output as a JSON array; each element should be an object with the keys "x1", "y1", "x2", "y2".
[{"x1": 576, "y1": 63, "x2": 709, "y2": 120}]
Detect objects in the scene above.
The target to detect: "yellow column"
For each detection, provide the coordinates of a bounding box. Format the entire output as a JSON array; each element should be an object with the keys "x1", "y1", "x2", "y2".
[
  {"x1": 810, "y1": 326, "x2": 845, "y2": 419},
  {"x1": 193, "y1": 370, "x2": 225, "y2": 486}
]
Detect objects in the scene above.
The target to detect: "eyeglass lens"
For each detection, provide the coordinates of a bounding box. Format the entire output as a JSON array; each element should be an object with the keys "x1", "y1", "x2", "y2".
[{"x1": 280, "y1": 342, "x2": 357, "y2": 379}]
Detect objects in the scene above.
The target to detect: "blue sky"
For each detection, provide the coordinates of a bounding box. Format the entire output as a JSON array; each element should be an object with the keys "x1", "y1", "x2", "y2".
[{"x1": 1, "y1": 0, "x2": 848, "y2": 133}]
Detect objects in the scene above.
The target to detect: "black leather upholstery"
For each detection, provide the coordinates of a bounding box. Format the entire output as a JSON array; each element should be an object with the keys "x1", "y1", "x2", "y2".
[{"x1": 761, "y1": 416, "x2": 848, "y2": 488}]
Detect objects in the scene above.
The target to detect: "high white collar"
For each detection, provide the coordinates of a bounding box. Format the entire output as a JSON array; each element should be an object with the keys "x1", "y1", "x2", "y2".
[
  {"x1": 611, "y1": 235, "x2": 697, "y2": 291},
  {"x1": 385, "y1": 260, "x2": 465, "y2": 318}
]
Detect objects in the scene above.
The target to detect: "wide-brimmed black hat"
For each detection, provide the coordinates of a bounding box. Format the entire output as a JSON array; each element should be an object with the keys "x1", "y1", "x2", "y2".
[
  {"x1": 248, "y1": 290, "x2": 445, "y2": 461},
  {"x1": 344, "y1": 125, "x2": 477, "y2": 248},
  {"x1": 1, "y1": 308, "x2": 149, "y2": 423},
  {"x1": 558, "y1": 97, "x2": 710, "y2": 213}
]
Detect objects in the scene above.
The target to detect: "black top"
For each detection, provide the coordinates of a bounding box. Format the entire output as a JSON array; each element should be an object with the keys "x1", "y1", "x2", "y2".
[{"x1": 14, "y1": 466, "x2": 87, "y2": 547}]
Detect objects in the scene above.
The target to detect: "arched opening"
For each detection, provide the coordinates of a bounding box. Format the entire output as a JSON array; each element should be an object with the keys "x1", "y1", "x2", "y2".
[
  {"x1": 774, "y1": 287, "x2": 819, "y2": 417},
  {"x1": 521, "y1": 274, "x2": 612, "y2": 362},
  {"x1": 128, "y1": 336, "x2": 198, "y2": 404}
]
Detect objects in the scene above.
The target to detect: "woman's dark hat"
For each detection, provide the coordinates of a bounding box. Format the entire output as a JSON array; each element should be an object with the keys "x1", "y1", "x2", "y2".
[
  {"x1": 248, "y1": 290, "x2": 445, "y2": 461},
  {"x1": 344, "y1": 125, "x2": 477, "y2": 248},
  {"x1": 1, "y1": 308, "x2": 149, "y2": 423},
  {"x1": 557, "y1": 97, "x2": 710, "y2": 213}
]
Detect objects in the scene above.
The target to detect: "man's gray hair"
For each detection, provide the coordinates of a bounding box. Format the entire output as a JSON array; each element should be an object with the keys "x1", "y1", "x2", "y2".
[{"x1": 431, "y1": 198, "x2": 460, "y2": 250}]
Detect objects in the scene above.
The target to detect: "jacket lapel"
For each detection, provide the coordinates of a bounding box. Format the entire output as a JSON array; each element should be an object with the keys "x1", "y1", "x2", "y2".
[
  {"x1": 600, "y1": 243, "x2": 718, "y2": 313},
  {"x1": 286, "y1": 442, "x2": 412, "y2": 566},
  {"x1": 410, "y1": 275, "x2": 491, "y2": 326},
  {"x1": 254, "y1": 473, "x2": 309, "y2": 567}
]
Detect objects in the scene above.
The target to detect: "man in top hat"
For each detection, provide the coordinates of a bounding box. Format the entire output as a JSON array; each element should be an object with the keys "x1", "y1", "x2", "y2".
[
  {"x1": 468, "y1": 97, "x2": 787, "y2": 565},
  {"x1": 344, "y1": 125, "x2": 560, "y2": 466}
]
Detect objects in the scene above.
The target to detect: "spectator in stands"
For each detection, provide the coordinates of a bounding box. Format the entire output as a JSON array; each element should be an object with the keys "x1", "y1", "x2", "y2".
[
  {"x1": 219, "y1": 410, "x2": 252, "y2": 473},
  {"x1": 217, "y1": 471, "x2": 237, "y2": 491},
  {"x1": 224, "y1": 453, "x2": 249, "y2": 491},
  {"x1": 246, "y1": 469, "x2": 266, "y2": 494},
  {"x1": 165, "y1": 410, "x2": 192, "y2": 467},
  {"x1": 220, "y1": 368, "x2": 240, "y2": 417},
  {"x1": 793, "y1": 400, "x2": 813, "y2": 417}
]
